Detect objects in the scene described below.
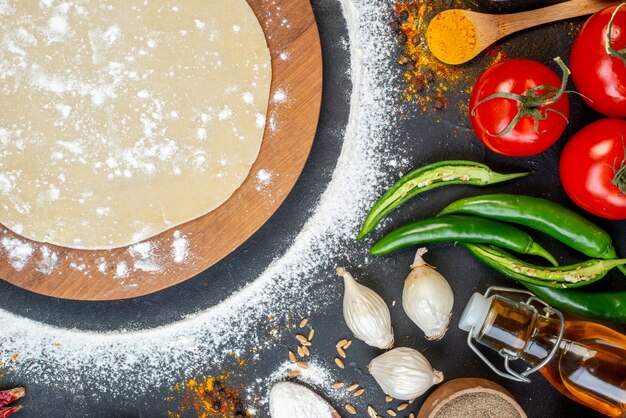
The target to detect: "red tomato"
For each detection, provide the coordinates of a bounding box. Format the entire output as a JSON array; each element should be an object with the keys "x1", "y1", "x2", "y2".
[
  {"x1": 560, "y1": 118, "x2": 626, "y2": 220},
  {"x1": 469, "y1": 59, "x2": 570, "y2": 157},
  {"x1": 571, "y1": 6, "x2": 626, "y2": 118}
]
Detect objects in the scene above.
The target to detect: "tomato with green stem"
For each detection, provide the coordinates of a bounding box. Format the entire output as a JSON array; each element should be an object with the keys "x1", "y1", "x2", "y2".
[
  {"x1": 571, "y1": 4, "x2": 626, "y2": 118},
  {"x1": 560, "y1": 118, "x2": 626, "y2": 220},
  {"x1": 469, "y1": 58, "x2": 570, "y2": 157}
]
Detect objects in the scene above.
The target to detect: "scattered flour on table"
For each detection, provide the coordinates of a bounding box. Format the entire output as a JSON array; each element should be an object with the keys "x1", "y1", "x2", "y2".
[
  {"x1": 267, "y1": 360, "x2": 336, "y2": 391},
  {"x1": 0, "y1": 0, "x2": 398, "y2": 414}
]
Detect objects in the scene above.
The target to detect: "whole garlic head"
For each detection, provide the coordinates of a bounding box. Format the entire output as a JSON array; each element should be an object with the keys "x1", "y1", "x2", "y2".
[
  {"x1": 369, "y1": 347, "x2": 443, "y2": 400},
  {"x1": 337, "y1": 267, "x2": 394, "y2": 350},
  {"x1": 402, "y1": 248, "x2": 454, "y2": 340}
]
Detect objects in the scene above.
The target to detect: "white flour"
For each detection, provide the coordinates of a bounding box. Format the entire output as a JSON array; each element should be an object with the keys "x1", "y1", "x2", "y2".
[
  {"x1": 0, "y1": 227, "x2": 190, "y2": 277},
  {"x1": 273, "y1": 88, "x2": 288, "y2": 103},
  {"x1": 171, "y1": 231, "x2": 189, "y2": 264},
  {"x1": 269, "y1": 381, "x2": 335, "y2": 418},
  {"x1": 0, "y1": 0, "x2": 397, "y2": 413},
  {"x1": 256, "y1": 168, "x2": 274, "y2": 192},
  {"x1": 1, "y1": 236, "x2": 34, "y2": 271}
]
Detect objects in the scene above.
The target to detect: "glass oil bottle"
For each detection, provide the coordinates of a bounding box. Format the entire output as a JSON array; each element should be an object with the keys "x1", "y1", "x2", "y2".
[{"x1": 459, "y1": 287, "x2": 626, "y2": 417}]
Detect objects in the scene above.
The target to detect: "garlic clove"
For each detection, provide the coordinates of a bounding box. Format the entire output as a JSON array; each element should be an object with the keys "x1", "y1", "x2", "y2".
[
  {"x1": 368, "y1": 347, "x2": 443, "y2": 400},
  {"x1": 337, "y1": 267, "x2": 394, "y2": 350},
  {"x1": 402, "y1": 248, "x2": 454, "y2": 340}
]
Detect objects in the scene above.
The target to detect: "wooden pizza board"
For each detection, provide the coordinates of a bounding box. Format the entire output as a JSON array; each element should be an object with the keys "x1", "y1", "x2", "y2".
[{"x1": 0, "y1": 0, "x2": 323, "y2": 300}]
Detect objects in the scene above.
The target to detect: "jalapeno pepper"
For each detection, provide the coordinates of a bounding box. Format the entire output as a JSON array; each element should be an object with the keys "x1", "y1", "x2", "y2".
[
  {"x1": 464, "y1": 243, "x2": 626, "y2": 288},
  {"x1": 523, "y1": 283, "x2": 626, "y2": 324},
  {"x1": 370, "y1": 215, "x2": 558, "y2": 265},
  {"x1": 357, "y1": 161, "x2": 528, "y2": 239}
]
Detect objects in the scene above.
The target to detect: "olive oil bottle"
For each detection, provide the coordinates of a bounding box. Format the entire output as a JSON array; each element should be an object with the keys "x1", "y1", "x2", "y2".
[{"x1": 459, "y1": 288, "x2": 626, "y2": 417}]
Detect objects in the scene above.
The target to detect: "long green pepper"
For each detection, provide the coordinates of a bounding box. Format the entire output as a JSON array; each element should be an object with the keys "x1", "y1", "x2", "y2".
[
  {"x1": 523, "y1": 284, "x2": 626, "y2": 324},
  {"x1": 464, "y1": 243, "x2": 626, "y2": 289},
  {"x1": 371, "y1": 215, "x2": 558, "y2": 266},
  {"x1": 439, "y1": 194, "x2": 626, "y2": 275},
  {"x1": 357, "y1": 161, "x2": 528, "y2": 239}
]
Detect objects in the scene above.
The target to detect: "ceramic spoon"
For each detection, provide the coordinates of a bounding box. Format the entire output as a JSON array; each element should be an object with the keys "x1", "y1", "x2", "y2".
[
  {"x1": 268, "y1": 382, "x2": 341, "y2": 418},
  {"x1": 427, "y1": 0, "x2": 623, "y2": 65}
]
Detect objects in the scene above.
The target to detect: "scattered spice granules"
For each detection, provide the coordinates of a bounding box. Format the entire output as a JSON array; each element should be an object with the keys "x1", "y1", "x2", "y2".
[
  {"x1": 167, "y1": 372, "x2": 251, "y2": 418},
  {"x1": 390, "y1": 1, "x2": 505, "y2": 112},
  {"x1": 0, "y1": 354, "x2": 19, "y2": 382}
]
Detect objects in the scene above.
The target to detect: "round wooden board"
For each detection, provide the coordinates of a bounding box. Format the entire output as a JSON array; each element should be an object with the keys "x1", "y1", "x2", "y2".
[{"x1": 0, "y1": 0, "x2": 323, "y2": 300}]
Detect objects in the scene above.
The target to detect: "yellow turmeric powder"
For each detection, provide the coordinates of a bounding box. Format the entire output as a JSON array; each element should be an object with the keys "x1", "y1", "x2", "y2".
[
  {"x1": 393, "y1": 1, "x2": 504, "y2": 112},
  {"x1": 426, "y1": 10, "x2": 478, "y2": 65}
]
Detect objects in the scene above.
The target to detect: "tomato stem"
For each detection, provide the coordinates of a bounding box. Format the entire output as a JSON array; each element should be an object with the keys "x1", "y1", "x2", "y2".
[
  {"x1": 612, "y1": 135, "x2": 626, "y2": 195},
  {"x1": 471, "y1": 57, "x2": 571, "y2": 138},
  {"x1": 606, "y1": 3, "x2": 626, "y2": 64}
]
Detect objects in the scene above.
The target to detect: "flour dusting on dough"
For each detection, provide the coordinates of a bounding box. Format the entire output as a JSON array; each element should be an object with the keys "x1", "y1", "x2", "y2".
[{"x1": 0, "y1": 0, "x2": 271, "y2": 249}]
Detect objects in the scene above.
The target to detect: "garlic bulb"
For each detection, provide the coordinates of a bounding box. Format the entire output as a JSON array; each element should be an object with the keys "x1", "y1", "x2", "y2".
[
  {"x1": 402, "y1": 248, "x2": 453, "y2": 340},
  {"x1": 368, "y1": 347, "x2": 443, "y2": 400},
  {"x1": 337, "y1": 267, "x2": 394, "y2": 349}
]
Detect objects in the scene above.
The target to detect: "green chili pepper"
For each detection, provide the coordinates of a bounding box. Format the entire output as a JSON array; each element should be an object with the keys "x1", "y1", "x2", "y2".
[
  {"x1": 357, "y1": 161, "x2": 528, "y2": 240},
  {"x1": 523, "y1": 283, "x2": 626, "y2": 324},
  {"x1": 464, "y1": 243, "x2": 626, "y2": 289},
  {"x1": 370, "y1": 215, "x2": 558, "y2": 266},
  {"x1": 439, "y1": 194, "x2": 619, "y2": 260}
]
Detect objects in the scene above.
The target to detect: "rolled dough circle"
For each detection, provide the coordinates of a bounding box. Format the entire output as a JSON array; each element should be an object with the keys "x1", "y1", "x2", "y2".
[{"x1": 0, "y1": 0, "x2": 271, "y2": 249}]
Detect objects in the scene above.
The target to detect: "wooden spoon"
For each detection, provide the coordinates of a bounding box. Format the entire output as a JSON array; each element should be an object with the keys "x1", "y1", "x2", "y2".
[{"x1": 427, "y1": 0, "x2": 623, "y2": 65}]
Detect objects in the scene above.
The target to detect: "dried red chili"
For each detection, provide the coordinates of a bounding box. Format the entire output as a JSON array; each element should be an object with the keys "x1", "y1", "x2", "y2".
[
  {"x1": 0, "y1": 406, "x2": 22, "y2": 418},
  {"x1": 0, "y1": 388, "x2": 24, "y2": 407},
  {"x1": 0, "y1": 387, "x2": 25, "y2": 418}
]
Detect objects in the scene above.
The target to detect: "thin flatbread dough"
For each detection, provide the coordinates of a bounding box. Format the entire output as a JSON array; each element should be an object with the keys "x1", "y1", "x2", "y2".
[{"x1": 0, "y1": 0, "x2": 271, "y2": 249}]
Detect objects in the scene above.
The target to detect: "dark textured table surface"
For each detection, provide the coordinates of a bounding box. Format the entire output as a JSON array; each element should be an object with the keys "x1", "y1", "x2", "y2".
[{"x1": 0, "y1": 1, "x2": 623, "y2": 417}]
